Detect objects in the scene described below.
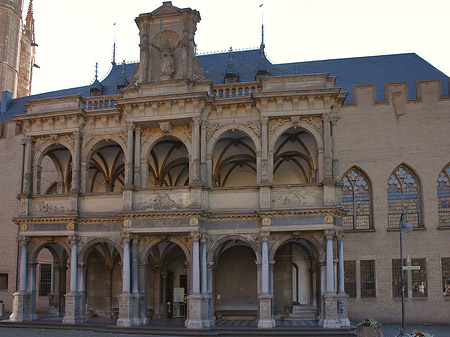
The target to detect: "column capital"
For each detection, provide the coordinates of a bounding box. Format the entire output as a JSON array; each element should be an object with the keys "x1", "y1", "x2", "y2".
[
  {"x1": 191, "y1": 231, "x2": 201, "y2": 242},
  {"x1": 335, "y1": 229, "x2": 344, "y2": 241},
  {"x1": 324, "y1": 229, "x2": 335, "y2": 240},
  {"x1": 17, "y1": 235, "x2": 30, "y2": 245},
  {"x1": 261, "y1": 231, "x2": 270, "y2": 242},
  {"x1": 193, "y1": 116, "x2": 201, "y2": 124},
  {"x1": 121, "y1": 232, "x2": 133, "y2": 243},
  {"x1": 68, "y1": 234, "x2": 80, "y2": 245},
  {"x1": 126, "y1": 121, "x2": 135, "y2": 131},
  {"x1": 73, "y1": 130, "x2": 83, "y2": 139},
  {"x1": 200, "y1": 232, "x2": 208, "y2": 243},
  {"x1": 260, "y1": 116, "x2": 269, "y2": 125},
  {"x1": 132, "y1": 234, "x2": 141, "y2": 242},
  {"x1": 323, "y1": 112, "x2": 332, "y2": 123},
  {"x1": 23, "y1": 135, "x2": 33, "y2": 144},
  {"x1": 330, "y1": 115, "x2": 340, "y2": 127},
  {"x1": 134, "y1": 125, "x2": 142, "y2": 133}
]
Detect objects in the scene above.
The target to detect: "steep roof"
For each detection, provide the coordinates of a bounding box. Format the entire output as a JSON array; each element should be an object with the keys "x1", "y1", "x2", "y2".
[{"x1": 2, "y1": 50, "x2": 448, "y2": 122}]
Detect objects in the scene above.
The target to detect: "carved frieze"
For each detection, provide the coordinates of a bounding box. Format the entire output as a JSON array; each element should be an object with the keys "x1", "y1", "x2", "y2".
[{"x1": 136, "y1": 193, "x2": 190, "y2": 210}]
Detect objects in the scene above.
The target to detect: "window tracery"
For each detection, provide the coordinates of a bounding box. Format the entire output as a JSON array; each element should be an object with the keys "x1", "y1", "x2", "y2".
[
  {"x1": 437, "y1": 163, "x2": 450, "y2": 226},
  {"x1": 387, "y1": 165, "x2": 420, "y2": 229},
  {"x1": 341, "y1": 168, "x2": 371, "y2": 230}
]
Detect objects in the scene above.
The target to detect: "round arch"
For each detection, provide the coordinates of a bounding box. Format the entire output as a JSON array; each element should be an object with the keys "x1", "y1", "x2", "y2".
[
  {"x1": 33, "y1": 138, "x2": 75, "y2": 169},
  {"x1": 79, "y1": 237, "x2": 124, "y2": 264},
  {"x1": 29, "y1": 238, "x2": 71, "y2": 263},
  {"x1": 140, "y1": 236, "x2": 191, "y2": 264},
  {"x1": 81, "y1": 134, "x2": 127, "y2": 165},
  {"x1": 206, "y1": 124, "x2": 261, "y2": 159},
  {"x1": 207, "y1": 234, "x2": 260, "y2": 263},
  {"x1": 141, "y1": 130, "x2": 193, "y2": 162},
  {"x1": 269, "y1": 233, "x2": 324, "y2": 262}
]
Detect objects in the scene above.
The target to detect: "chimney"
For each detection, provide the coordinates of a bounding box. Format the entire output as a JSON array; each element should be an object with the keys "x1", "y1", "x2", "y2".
[{"x1": 1, "y1": 91, "x2": 13, "y2": 114}]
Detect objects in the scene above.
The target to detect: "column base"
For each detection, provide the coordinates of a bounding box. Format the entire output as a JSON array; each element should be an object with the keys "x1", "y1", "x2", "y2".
[
  {"x1": 9, "y1": 291, "x2": 32, "y2": 322},
  {"x1": 62, "y1": 292, "x2": 82, "y2": 324},
  {"x1": 257, "y1": 293, "x2": 275, "y2": 328},
  {"x1": 132, "y1": 293, "x2": 145, "y2": 326},
  {"x1": 117, "y1": 293, "x2": 134, "y2": 327},
  {"x1": 319, "y1": 293, "x2": 339, "y2": 328},
  {"x1": 337, "y1": 292, "x2": 350, "y2": 327},
  {"x1": 185, "y1": 293, "x2": 211, "y2": 329}
]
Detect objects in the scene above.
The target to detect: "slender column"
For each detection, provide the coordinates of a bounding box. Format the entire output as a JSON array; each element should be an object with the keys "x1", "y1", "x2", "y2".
[
  {"x1": 23, "y1": 137, "x2": 33, "y2": 194},
  {"x1": 192, "y1": 117, "x2": 201, "y2": 183},
  {"x1": 161, "y1": 272, "x2": 168, "y2": 318},
  {"x1": 134, "y1": 126, "x2": 141, "y2": 188},
  {"x1": 18, "y1": 236, "x2": 29, "y2": 291},
  {"x1": 336, "y1": 231, "x2": 345, "y2": 294},
  {"x1": 125, "y1": 122, "x2": 134, "y2": 187},
  {"x1": 191, "y1": 232, "x2": 200, "y2": 294},
  {"x1": 261, "y1": 233, "x2": 269, "y2": 294},
  {"x1": 69, "y1": 235, "x2": 79, "y2": 293},
  {"x1": 28, "y1": 262, "x2": 38, "y2": 320},
  {"x1": 78, "y1": 262, "x2": 87, "y2": 322},
  {"x1": 63, "y1": 234, "x2": 81, "y2": 324},
  {"x1": 122, "y1": 234, "x2": 132, "y2": 293},
  {"x1": 260, "y1": 117, "x2": 269, "y2": 183},
  {"x1": 200, "y1": 118, "x2": 207, "y2": 184},
  {"x1": 331, "y1": 116, "x2": 339, "y2": 181},
  {"x1": 33, "y1": 165, "x2": 41, "y2": 195},
  {"x1": 324, "y1": 229, "x2": 335, "y2": 293},
  {"x1": 71, "y1": 131, "x2": 81, "y2": 192},
  {"x1": 323, "y1": 114, "x2": 332, "y2": 180},
  {"x1": 132, "y1": 235, "x2": 140, "y2": 294},
  {"x1": 200, "y1": 233, "x2": 208, "y2": 294}
]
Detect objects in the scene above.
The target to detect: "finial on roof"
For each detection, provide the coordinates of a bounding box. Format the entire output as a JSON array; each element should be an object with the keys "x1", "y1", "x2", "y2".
[
  {"x1": 25, "y1": 0, "x2": 36, "y2": 44},
  {"x1": 259, "y1": 3, "x2": 265, "y2": 57},
  {"x1": 226, "y1": 46, "x2": 236, "y2": 75},
  {"x1": 112, "y1": 22, "x2": 117, "y2": 66},
  {"x1": 95, "y1": 62, "x2": 99, "y2": 80}
]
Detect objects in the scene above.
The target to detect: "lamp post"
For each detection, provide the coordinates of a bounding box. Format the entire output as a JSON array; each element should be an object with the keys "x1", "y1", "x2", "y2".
[{"x1": 398, "y1": 212, "x2": 413, "y2": 337}]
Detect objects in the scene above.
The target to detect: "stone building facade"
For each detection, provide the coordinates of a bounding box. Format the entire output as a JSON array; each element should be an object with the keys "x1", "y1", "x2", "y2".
[{"x1": 0, "y1": 1, "x2": 449, "y2": 329}]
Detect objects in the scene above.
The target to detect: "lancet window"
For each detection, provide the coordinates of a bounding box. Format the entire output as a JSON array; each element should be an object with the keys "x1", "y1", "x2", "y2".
[
  {"x1": 437, "y1": 163, "x2": 450, "y2": 226},
  {"x1": 387, "y1": 165, "x2": 421, "y2": 229},
  {"x1": 341, "y1": 168, "x2": 371, "y2": 230}
]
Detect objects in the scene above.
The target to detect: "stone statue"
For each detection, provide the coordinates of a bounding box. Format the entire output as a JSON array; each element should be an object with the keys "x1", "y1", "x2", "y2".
[{"x1": 160, "y1": 40, "x2": 174, "y2": 78}]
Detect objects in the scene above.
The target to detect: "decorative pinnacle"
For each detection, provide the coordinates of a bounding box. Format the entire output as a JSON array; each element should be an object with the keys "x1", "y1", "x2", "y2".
[{"x1": 95, "y1": 62, "x2": 98, "y2": 80}]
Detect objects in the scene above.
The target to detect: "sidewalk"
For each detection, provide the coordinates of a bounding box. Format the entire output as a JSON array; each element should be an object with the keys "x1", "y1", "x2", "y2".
[{"x1": 381, "y1": 324, "x2": 450, "y2": 337}]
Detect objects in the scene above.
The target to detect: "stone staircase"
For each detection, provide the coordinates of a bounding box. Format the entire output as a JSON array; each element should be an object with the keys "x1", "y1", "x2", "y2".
[{"x1": 280, "y1": 304, "x2": 317, "y2": 321}]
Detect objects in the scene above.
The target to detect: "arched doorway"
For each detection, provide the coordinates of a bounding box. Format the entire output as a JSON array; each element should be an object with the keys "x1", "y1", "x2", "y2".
[
  {"x1": 273, "y1": 239, "x2": 318, "y2": 321},
  {"x1": 213, "y1": 240, "x2": 258, "y2": 321},
  {"x1": 83, "y1": 242, "x2": 122, "y2": 318},
  {"x1": 145, "y1": 241, "x2": 188, "y2": 321}
]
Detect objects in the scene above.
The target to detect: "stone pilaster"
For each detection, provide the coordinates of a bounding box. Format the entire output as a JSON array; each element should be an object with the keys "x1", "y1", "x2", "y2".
[
  {"x1": 257, "y1": 231, "x2": 275, "y2": 328},
  {"x1": 63, "y1": 234, "x2": 82, "y2": 324},
  {"x1": 10, "y1": 236, "x2": 31, "y2": 322},
  {"x1": 117, "y1": 233, "x2": 134, "y2": 327}
]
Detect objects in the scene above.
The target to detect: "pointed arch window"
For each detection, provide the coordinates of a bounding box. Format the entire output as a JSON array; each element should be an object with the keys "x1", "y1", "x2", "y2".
[
  {"x1": 437, "y1": 163, "x2": 450, "y2": 227},
  {"x1": 342, "y1": 168, "x2": 371, "y2": 230},
  {"x1": 387, "y1": 165, "x2": 421, "y2": 229}
]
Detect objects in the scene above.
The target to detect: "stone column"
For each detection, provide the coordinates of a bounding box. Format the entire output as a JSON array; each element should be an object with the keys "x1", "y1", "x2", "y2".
[
  {"x1": 28, "y1": 262, "x2": 38, "y2": 320},
  {"x1": 336, "y1": 230, "x2": 350, "y2": 326},
  {"x1": 323, "y1": 114, "x2": 332, "y2": 181},
  {"x1": 161, "y1": 271, "x2": 168, "y2": 318},
  {"x1": 200, "y1": 234, "x2": 208, "y2": 294},
  {"x1": 192, "y1": 117, "x2": 201, "y2": 184},
  {"x1": 257, "y1": 232, "x2": 275, "y2": 328},
  {"x1": 186, "y1": 231, "x2": 209, "y2": 328},
  {"x1": 125, "y1": 122, "x2": 134, "y2": 187},
  {"x1": 33, "y1": 165, "x2": 41, "y2": 195},
  {"x1": 71, "y1": 132, "x2": 82, "y2": 193},
  {"x1": 260, "y1": 116, "x2": 269, "y2": 183},
  {"x1": 134, "y1": 126, "x2": 141, "y2": 188},
  {"x1": 118, "y1": 233, "x2": 134, "y2": 326},
  {"x1": 139, "y1": 262, "x2": 149, "y2": 324},
  {"x1": 132, "y1": 235, "x2": 143, "y2": 326},
  {"x1": 77, "y1": 262, "x2": 87, "y2": 322},
  {"x1": 207, "y1": 262, "x2": 215, "y2": 326},
  {"x1": 331, "y1": 116, "x2": 339, "y2": 181},
  {"x1": 10, "y1": 236, "x2": 31, "y2": 321},
  {"x1": 321, "y1": 229, "x2": 338, "y2": 328},
  {"x1": 23, "y1": 136, "x2": 33, "y2": 195},
  {"x1": 63, "y1": 235, "x2": 82, "y2": 324},
  {"x1": 200, "y1": 118, "x2": 208, "y2": 185}
]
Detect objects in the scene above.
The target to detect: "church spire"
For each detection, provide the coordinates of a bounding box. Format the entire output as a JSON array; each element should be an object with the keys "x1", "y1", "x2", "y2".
[{"x1": 25, "y1": 0, "x2": 36, "y2": 43}]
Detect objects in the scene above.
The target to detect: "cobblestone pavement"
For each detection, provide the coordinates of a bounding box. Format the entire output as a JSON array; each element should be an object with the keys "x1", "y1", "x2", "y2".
[{"x1": 376, "y1": 324, "x2": 450, "y2": 337}]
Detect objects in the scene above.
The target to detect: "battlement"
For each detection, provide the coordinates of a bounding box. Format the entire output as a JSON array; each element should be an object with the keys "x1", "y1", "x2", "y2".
[{"x1": 347, "y1": 79, "x2": 450, "y2": 107}]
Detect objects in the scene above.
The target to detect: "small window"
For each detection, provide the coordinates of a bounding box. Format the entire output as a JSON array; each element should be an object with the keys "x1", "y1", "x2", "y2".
[
  {"x1": 442, "y1": 258, "x2": 450, "y2": 296},
  {"x1": 411, "y1": 258, "x2": 427, "y2": 297},
  {"x1": 0, "y1": 273, "x2": 8, "y2": 290},
  {"x1": 39, "y1": 264, "x2": 52, "y2": 296},
  {"x1": 360, "y1": 260, "x2": 376, "y2": 297},
  {"x1": 344, "y1": 260, "x2": 356, "y2": 298},
  {"x1": 392, "y1": 259, "x2": 408, "y2": 297}
]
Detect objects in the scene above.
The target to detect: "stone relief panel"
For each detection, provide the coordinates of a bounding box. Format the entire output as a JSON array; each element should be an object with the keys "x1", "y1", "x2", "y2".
[
  {"x1": 271, "y1": 189, "x2": 322, "y2": 208},
  {"x1": 136, "y1": 192, "x2": 190, "y2": 210},
  {"x1": 33, "y1": 199, "x2": 74, "y2": 215}
]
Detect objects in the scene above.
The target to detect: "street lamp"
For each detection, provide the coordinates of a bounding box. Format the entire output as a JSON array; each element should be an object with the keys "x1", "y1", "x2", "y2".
[{"x1": 398, "y1": 212, "x2": 413, "y2": 337}]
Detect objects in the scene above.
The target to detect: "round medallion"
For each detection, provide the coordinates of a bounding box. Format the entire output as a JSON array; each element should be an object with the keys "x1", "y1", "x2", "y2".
[
  {"x1": 66, "y1": 223, "x2": 75, "y2": 231},
  {"x1": 123, "y1": 219, "x2": 132, "y2": 228},
  {"x1": 190, "y1": 217, "x2": 199, "y2": 226},
  {"x1": 20, "y1": 224, "x2": 28, "y2": 232},
  {"x1": 324, "y1": 215, "x2": 334, "y2": 224},
  {"x1": 262, "y1": 217, "x2": 271, "y2": 226}
]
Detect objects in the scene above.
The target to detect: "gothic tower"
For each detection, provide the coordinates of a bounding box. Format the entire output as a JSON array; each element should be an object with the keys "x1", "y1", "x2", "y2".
[{"x1": 0, "y1": 0, "x2": 35, "y2": 100}]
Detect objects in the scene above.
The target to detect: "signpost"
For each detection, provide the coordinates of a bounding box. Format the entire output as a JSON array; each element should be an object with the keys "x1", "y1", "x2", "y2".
[{"x1": 402, "y1": 266, "x2": 420, "y2": 271}]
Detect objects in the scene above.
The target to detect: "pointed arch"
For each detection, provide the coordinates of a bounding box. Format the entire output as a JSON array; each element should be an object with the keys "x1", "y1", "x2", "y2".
[
  {"x1": 341, "y1": 166, "x2": 372, "y2": 230},
  {"x1": 437, "y1": 162, "x2": 450, "y2": 226},
  {"x1": 387, "y1": 163, "x2": 422, "y2": 229}
]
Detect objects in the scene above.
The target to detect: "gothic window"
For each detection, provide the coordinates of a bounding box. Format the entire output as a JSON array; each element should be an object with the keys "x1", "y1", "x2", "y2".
[
  {"x1": 387, "y1": 165, "x2": 421, "y2": 229},
  {"x1": 392, "y1": 259, "x2": 408, "y2": 297},
  {"x1": 273, "y1": 129, "x2": 316, "y2": 184},
  {"x1": 39, "y1": 264, "x2": 52, "y2": 296},
  {"x1": 442, "y1": 257, "x2": 450, "y2": 296},
  {"x1": 360, "y1": 260, "x2": 376, "y2": 298},
  {"x1": 342, "y1": 168, "x2": 371, "y2": 230},
  {"x1": 437, "y1": 164, "x2": 450, "y2": 226},
  {"x1": 344, "y1": 260, "x2": 356, "y2": 298},
  {"x1": 411, "y1": 258, "x2": 427, "y2": 297}
]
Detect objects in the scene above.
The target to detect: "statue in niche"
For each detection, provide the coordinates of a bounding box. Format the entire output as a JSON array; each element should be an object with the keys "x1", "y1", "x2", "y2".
[
  {"x1": 139, "y1": 32, "x2": 150, "y2": 82},
  {"x1": 181, "y1": 31, "x2": 189, "y2": 77},
  {"x1": 160, "y1": 40, "x2": 174, "y2": 78}
]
